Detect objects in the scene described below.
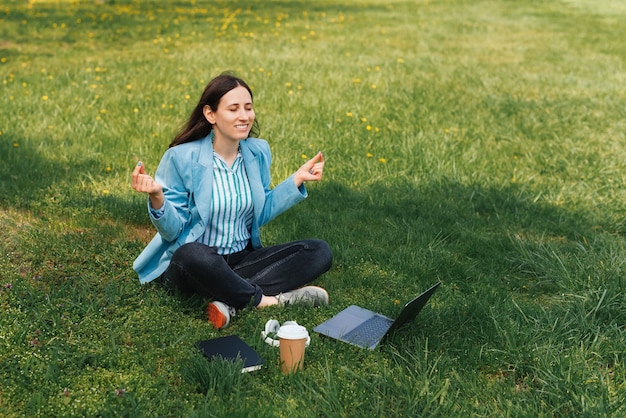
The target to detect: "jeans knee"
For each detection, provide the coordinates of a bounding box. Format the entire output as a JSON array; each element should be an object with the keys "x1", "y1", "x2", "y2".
[
  {"x1": 310, "y1": 239, "x2": 333, "y2": 270},
  {"x1": 171, "y1": 242, "x2": 221, "y2": 269},
  {"x1": 172, "y1": 242, "x2": 200, "y2": 263}
]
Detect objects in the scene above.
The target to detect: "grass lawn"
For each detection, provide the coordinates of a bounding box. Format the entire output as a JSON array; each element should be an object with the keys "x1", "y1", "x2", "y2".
[{"x1": 1, "y1": 0, "x2": 626, "y2": 416}]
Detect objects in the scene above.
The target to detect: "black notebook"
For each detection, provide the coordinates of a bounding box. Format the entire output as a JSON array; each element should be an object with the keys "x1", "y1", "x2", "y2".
[{"x1": 197, "y1": 335, "x2": 264, "y2": 373}]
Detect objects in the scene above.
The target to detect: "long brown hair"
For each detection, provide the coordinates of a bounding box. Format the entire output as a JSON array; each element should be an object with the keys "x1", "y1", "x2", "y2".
[{"x1": 169, "y1": 73, "x2": 260, "y2": 147}]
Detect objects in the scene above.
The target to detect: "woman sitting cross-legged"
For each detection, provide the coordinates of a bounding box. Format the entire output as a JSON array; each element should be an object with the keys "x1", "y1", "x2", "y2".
[{"x1": 131, "y1": 72, "x2": 333, "y2": 328}]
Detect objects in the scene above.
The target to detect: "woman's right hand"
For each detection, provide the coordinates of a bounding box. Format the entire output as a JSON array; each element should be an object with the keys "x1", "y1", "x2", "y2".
[{"x1": 132, "y1": 161, "x2": 165, "y2": 209}]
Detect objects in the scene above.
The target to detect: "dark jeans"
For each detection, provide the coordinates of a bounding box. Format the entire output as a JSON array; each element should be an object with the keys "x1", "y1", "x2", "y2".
[{"x1": 162, "y1": 239, "x2": 333, "y2": 309}]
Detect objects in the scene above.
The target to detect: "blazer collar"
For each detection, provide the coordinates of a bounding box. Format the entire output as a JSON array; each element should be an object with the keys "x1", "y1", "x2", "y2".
[{"x1": 192, "y1": 134, "x2": 262, "y2": 225}]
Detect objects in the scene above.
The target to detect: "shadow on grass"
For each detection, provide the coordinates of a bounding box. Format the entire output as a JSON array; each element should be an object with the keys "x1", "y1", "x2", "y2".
[
  {"x1": 272, "y1": 178, "x2": 626, "y2": 357},
  {"x1": 0, "y1": 132, "x2": 147, "y2": 225},
  {"x1": 289, "y1": 178, "x2": 615, "y2": 292}
]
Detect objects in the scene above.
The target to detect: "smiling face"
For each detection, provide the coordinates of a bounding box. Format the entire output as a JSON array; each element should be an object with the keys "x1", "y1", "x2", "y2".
[{"x1": 203, "y1": 85, "x2": 255, "y2": 145}]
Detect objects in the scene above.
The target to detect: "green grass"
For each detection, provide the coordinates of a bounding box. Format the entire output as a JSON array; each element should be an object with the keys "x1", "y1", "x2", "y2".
[{"x1": 2, "y1": 0, "x2": 626, "y2": 416}]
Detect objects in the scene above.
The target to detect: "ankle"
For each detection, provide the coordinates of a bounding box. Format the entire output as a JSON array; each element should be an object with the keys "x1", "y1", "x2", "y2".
[{"x1": 256, "y1": 295, "x2": 279, "y2": 308}]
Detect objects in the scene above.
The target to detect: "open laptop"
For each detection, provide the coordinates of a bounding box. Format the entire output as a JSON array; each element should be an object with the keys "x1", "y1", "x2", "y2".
[{"x1": 313, "y1": 282, "x2": 441, "y2": 349}]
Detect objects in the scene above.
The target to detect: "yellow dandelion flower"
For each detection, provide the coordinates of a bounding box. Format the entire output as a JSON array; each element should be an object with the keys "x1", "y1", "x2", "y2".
[
  {"x1": 22, "y1": 82, "x2": 27, "y2": 87},
  {"x1": 126, "y1": 84, "x2": 132, "y2": 90},
  {"x1": 133, "y1": 108, "x2": 139, "y2": 113},
  {"x1": 353, "y1": 78, "x2": 361, "y2": 83},
  {"x1": 366, "y1": 153, "x2": 373, "y2": 158},
  {"x1": 102, "y1": 190, "x2": 110, "y2": 195},
  {"x1": 184, "y1": 94, "x2": 190, "y2": 100},
  {"x1": 42, "y1": 95, "x2": 49, "y2": 101},
  {"x1": 100, "y1": 109, "x2": 106, "y2": 114},
  {"x1": 366, "y1": 125, "x2": 372, "y2": 131},
  {"x1": 301, "y1": 154, "x2": 308, "y2": 159},
  {"x1": 285, "y1": 82, "x2": 292, "y2": 88},
  {"x1": 105, "y1": 166, "x2": 112, "y2": 172},
  {"x1": 379, "y1": 158, "x2": 387, "y2": 163},
  {"x1": 1, "y1": 57, "x2": 6, "y2": 63},
  {"x1": 370, "y1": 84, "x2": 377, "y2": 89},
  {"x1": 397, "y1": 58, "x2": 404, "y2": 64},
  {"x1": 346, "y1": 112, "x2": 353, "y2": 117},
  {"x1": 13, "y1": 142, "x2": 19, "y2": 147}
]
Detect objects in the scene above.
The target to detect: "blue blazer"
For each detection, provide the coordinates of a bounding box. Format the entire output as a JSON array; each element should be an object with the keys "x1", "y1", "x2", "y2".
[{"x1": 133, "y1": 134, "x2": 307, "y2": 283}]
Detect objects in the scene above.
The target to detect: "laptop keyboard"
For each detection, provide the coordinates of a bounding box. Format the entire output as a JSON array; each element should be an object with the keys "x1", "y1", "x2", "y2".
[{"x1": 342, "y1": 315, "x2": 391, "y2": 347}]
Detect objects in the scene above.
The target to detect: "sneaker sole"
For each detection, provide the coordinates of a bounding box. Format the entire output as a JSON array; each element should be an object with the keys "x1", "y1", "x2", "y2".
[{"x1": 207, "y1": 303, "x2": 228, "y2": 329}]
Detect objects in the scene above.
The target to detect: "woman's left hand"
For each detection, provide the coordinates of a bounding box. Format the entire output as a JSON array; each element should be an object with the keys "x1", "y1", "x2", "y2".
[{"x1": 294, "y1": 152, "x2": 325, "y2": 187}]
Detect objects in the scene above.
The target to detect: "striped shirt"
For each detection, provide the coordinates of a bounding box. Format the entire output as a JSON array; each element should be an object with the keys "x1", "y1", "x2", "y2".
[{"x1": 198, "y1": 151, "x2": 254, "y2": 254}]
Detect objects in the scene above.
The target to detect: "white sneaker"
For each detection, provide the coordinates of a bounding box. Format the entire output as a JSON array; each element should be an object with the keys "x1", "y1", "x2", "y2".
[
  {"x1": 207, "y1": 301, "x2": 236, "y2": 329},
  {"x1": 277, "y1": 286, "x2": 329, "y2": 307}
]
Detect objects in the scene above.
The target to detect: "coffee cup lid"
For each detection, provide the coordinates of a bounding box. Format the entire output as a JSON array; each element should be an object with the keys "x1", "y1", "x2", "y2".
[{"x1": 277, "y1": 324, "x2": 309, "y2": 340}]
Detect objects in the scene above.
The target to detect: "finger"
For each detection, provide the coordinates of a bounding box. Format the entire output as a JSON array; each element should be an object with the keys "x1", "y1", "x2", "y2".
[
  {"x1": 132, "y1": 161, "x2": 144, "y2": 189},
  {"x1": 132, "y1": 161, "x2": 142, "y2": 176},
  {"x1": 304, "y1": 152, "x2": 322, "y2": 166},
  {"x1": 309, "y1": 163, "x2": 323, "y2": 174},
  {"x1": 307, "y1": 165, "x2": 324, "y2": 179},
  {"x1": 305, "y1": 152, "x2": 324, "y2": 174},
  {"x1": 137, "y1": 161, "x2": 146, "y2": 175},
  {"x1": 309, "y1": 151, "x2": 323, "y2": 165}
]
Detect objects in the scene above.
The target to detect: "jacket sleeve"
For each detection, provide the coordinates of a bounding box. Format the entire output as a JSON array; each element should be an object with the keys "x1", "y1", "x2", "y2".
[
  {"x1": 148, "y1": 149, "x2": 192, "y2": 242},
  {"x1": 256, "y1": 142, "x2": 307, "y2": 227}
]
